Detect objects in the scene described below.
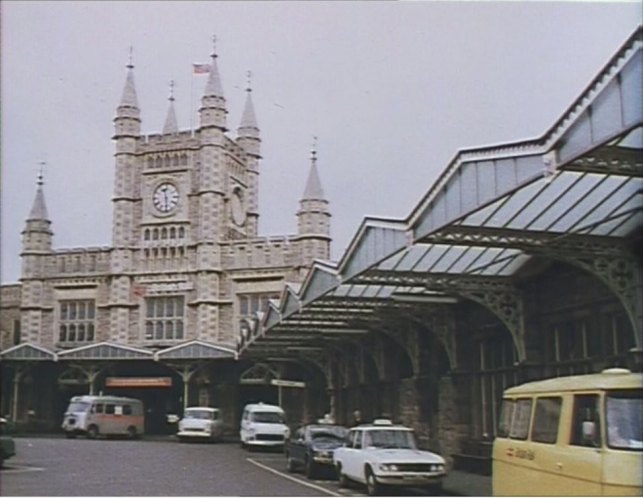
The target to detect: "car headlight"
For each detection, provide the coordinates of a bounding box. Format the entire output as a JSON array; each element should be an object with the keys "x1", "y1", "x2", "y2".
[
  {"x1": 379, "y1": 463, "x2": 399, "y2": 472},
  {"x1": 431, "y1": 463, "x2": 445, "y2": 472}
]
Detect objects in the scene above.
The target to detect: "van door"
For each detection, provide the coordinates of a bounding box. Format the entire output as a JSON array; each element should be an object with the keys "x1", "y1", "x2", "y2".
[{"x1": 553, "y1": 394, "x2": 602, "y2": 495}]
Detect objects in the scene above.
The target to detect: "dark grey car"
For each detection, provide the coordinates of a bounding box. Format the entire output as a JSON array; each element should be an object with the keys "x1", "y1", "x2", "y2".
[{"x1": 285, "y1": 424, "x2": 348, "y2": 479}]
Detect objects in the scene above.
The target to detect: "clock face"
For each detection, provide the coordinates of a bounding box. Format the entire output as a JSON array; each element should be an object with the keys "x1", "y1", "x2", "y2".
[
  {"x1": 230, "y1": 189, "x2": 246, "y2": 226},
  {"x1": 153, "y1": 183, "x2": 179, "y2": 213}
]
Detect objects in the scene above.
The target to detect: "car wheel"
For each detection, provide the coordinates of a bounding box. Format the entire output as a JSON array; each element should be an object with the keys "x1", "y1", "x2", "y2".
[
  {"x1": 365, "y1": 467, "x2": 382, "y2": 496},
  {"x1": 127, "y1": 426, "x2": 137, "y2": 440},
  {"x1": 286, "y1": 454, "x2": 296, "y2": 473},
  {"x1": 336, "y1": 464, "x2": 350, "y2": 488},
  {"x1": 87, "y1": 425, "x2": 99, "y2": 439},
  {"x1": 305, "y1": 457, "x2": 317, "y2": 479}
]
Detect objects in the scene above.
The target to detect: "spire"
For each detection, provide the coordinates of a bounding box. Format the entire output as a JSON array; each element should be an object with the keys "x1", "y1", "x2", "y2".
[
  {"x1": 238, "y1": 70, "x2": 259, "y2": 132},
  {"x1": 119, "y1": 46, "x2": 139, "y2": 108},
  {"x1": 163, "y1": 80, "x2": 179, "y2": 134},
  {"x1": 28, "y1": 164, "x2": 49, "y2": 221},
  {"x1": 203, "y1": 35, "x2": 224, "y2": 98},
  {"x1": 302, "y1": 138, "x2": 325, "y2": 200}
]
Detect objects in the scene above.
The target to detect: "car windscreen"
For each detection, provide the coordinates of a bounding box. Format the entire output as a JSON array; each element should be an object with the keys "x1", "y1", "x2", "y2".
[
  {"x1": 251, "y1": 411, "x2": 284, "y2": 423},
  {"x1": 67, "y1": 402, "x2": 91, "y2": 413},
  {"x1": 184, "y1": 409, "x2": 216, "y2": 420},
  {"x1": 309, "y1": 426, "x2": 348, "y2": 440},
  {"x1": 606, "y1": 390, "x2": 643, "y2": 450},
  {"x1": 365, "y1": 429, "x2": 417, "y2": 449}
]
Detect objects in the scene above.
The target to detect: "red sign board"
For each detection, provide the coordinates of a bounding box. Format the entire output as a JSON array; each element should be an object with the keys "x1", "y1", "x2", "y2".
[{"x1": 105, "y1": 377, "x2": 172, "y2": 388}]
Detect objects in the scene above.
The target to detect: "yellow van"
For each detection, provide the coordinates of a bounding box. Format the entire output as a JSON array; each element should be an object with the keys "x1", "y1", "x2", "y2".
[{"x1": 492, "y1": 368, "x2": 642, "y2": 496}]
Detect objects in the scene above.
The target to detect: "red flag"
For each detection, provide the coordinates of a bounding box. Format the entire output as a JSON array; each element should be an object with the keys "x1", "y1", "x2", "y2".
[{"x1": 193, "y1": 63, "x2": 211, "y2": 74}]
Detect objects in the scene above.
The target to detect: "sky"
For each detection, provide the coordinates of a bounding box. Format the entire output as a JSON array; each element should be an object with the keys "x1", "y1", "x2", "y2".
[{"x1": 1, "y1": 1, "x2": 641, "y2": 284}]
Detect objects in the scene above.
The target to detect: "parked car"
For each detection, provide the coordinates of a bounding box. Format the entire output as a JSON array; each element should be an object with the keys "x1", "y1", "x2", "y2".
[
  {"x1": 285, "y1": 423, "x2": 349, "y2": 479},
  {"x1": 0, "y1": 417, "x2": 16, "y2": 468},
  {"x1": 177, "y1": 407, "x2": 224, "y2": 443},
  {"x1": 240, "y1": 403, "x2": 290, "y2": 449},
  {"x1": 333, "y1": 419, "x2": 446, "y2": 496}
]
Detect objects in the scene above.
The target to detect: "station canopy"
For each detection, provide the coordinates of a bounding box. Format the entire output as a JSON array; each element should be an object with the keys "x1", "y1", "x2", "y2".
[{"x1": 239, "y1": 28, "x2": 642, "y2": 358}]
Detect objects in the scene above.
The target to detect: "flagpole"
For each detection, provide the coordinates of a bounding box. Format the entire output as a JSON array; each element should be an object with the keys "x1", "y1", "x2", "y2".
[{"x1": 190, "y1": 69, "x2": 194, "y2": 136}]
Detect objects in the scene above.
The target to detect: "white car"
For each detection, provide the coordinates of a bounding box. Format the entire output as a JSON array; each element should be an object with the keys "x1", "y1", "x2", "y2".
[
  {"x1": 177, "y1": 407, "x2": 224, "y2": 442},
  {"x1": 333, "y1": 419, "x2": 446, "y2": 496}
]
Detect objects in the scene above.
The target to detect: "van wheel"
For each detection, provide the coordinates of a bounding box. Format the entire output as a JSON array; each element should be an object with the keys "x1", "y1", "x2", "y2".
[
  {"x1": 87, "y1": 425, "x2": 99, "y2": 439},
  {"x1": 127, "y1": 426, "x2": 137, "y2": 439}
]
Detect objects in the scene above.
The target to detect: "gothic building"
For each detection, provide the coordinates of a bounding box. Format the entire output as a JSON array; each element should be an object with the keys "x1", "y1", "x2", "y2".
[{"x1": 0, "y1": 44, "x2": 331, "y2": 433}]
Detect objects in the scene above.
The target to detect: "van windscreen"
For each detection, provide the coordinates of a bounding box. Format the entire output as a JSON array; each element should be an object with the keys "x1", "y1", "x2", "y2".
[
  {"x1": 606, "y1": 390, "x2": 643, "y2": 450},
  {"x1": 251, "y1": 412, "x2": 284, "y2": 423},
  {"x1": 67, "y1": 402, "x2": 90, "y2": 413}
]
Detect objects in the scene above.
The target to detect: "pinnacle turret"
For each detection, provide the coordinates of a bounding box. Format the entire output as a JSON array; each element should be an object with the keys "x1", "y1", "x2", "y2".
[
  {"x1": 237, "y1": 70, "x2": 261, "y2": 159},
  {"x1": 296, "y1": 140, "x2": 331, "y2": 266},
  {"x1": 22, "y1": 168, "x2": 53, "y2": 254},
  {"x1": 198, "y1": 35, "x2": 227, "y2": 131},
  {"x1": 119, "y1": 48, "x2": 139, "y2": 110},
  {"x1": 28, "y1": 170, "x2": 49, "y2": 221},
  {"x1": 114, "y1": 48, "x2": 141, "y2": 139},
  {"x1": 302, "y1": 144, "x2": 325, "y2": 201},
  {"x1": 203, "y1": 37, "x2": 225, "y2": 99},
  {"x1": 163, "y1": 80, "x2": 179, "y2": 134}
]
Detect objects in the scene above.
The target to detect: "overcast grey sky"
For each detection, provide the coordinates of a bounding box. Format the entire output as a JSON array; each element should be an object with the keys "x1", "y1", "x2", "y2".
[{"x1": 1, "y1": 1, "x2": 641, "y2": 284}]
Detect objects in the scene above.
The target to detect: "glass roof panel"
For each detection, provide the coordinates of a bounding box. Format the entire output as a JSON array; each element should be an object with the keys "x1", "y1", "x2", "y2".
[
  {"x1": 432, "y1": 245, "x2": 470, "y2": 273},
  {"x1": 413, "y1": 244, "x2": 451, "y2": 272},
  {"x1": 464, "y1": 247, "x2": 502, "y2": 272},
  {"x1": 550, "y1": 174, "x2": 629, "y2": 233},
  {"x1": 579, "y1": 178, "x2": 642, "y2": 235},
  {"x1": 506, "y1": 172, "x2": 582, "y2": 230},
  {"x1": 458, "y1": 195, "x2": 506, "y2": 227},
  {"x1": 496, "y1": 252, "x2": 532, "y2": 275},
  {"x1": 447, "y1": 246, "x2": 487, "y2": 273},
  {"x1": 589, "y1": 209, "x2": 642, "y2": 237},
  {"x1": 362, "y1": 285, "x2": 381, "y2": 298},
  {"x1": 467, "y1": 248, "x2": 521, "y2": 276},
  {"x1": 394, "y1": 244, "x2": 431, "y2": 271},
  {"x1": 528, "y1": 173, "x2": 604, "y2": 231},
  {"x1": 483, "y1": 180, "x2": 549, "y2": 228},
  {"x1": 377, "y1": 248, "x2": 407, "y2": 271}
]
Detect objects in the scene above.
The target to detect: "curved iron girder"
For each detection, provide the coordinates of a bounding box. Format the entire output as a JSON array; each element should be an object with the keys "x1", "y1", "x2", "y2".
[
  {"x1": 425, "y1": 275, "x2": 527, "y2": 362},
  {"x1": 406, "y1": 307, "x2": 458, "y2": 371},
  {"x1": 544, "y1": 250, "x2": 642, "y2": 349}
]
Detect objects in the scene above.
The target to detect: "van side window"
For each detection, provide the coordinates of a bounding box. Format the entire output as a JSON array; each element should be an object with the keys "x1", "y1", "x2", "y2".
[
  {"x1": 570, "y1": 394, "x2": 601, "y2": 447},
  {"x1": 498, "y1": 399, "x2": 514, "y2": 437},
  {"x1": 123, "y1": 405, "x2": 132, "y2": 415},
  {"x1": 105, "y1": 404, "x2": 115, "y2": 415},
  {"x1": 509, "y1": 398, "x2": 532, "y2": 440},
  {"x1": 95, "y1": 403, "x2": 104, "y2": 414},
  {"x1": 531, "y1": 397, "x2": 562, "y2": 444}
]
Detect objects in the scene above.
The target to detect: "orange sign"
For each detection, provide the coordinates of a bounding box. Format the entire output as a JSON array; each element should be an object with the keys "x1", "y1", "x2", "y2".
[{"x1": 105, "y1": 377, "x2": 172, "y2": 388}]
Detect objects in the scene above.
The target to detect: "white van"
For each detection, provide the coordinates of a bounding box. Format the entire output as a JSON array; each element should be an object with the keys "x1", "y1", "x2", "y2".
[
  {"x1": 61, "y1": 395, "x2": 144, "y2": 439},
  {"x1": 239, "y1": 403, "x2": 290, "y2": 449}
]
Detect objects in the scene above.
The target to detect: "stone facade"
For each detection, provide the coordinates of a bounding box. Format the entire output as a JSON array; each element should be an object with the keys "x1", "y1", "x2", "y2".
[{"x1": 2, "y1": 46, "x2": 330, "y2": 354}]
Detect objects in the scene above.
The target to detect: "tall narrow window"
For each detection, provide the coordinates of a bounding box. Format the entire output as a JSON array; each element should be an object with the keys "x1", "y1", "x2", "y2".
[
  {"x1": 58, "y1": 300, "x2": 96, "y2": 344},
  {"x1": 144, "y1": 296, "x2": 185, "y2": 341}
]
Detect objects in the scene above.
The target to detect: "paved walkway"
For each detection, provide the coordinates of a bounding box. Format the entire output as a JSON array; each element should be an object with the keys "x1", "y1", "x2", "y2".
[{"x1": 443, "y1": 470, "x2": 492, "y2": 496}]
